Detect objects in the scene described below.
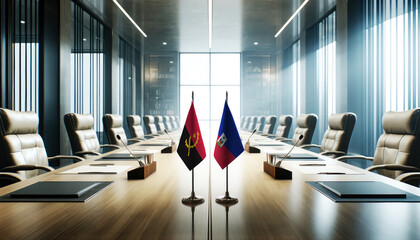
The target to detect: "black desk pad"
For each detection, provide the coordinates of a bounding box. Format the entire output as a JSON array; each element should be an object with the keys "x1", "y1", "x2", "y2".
[
  {"x1": 0, "y1": 181, "x2": 113, "y2": 202},
  {"x1": 307, "y1": 181, "x2": 420, "y2": 202}
]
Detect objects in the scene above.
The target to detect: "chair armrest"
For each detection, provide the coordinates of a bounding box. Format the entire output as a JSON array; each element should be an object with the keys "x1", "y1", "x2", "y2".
[
  {"x1": 300, "y1": 144, "x2": 321, "y2": 149},
  {"x1": 277, "y1": 137, "x2": 291, "y2": 142},
  {"x1": 395, "y1": 172, "x2": 420, "y2": 183},
  {"x1": 366, "y1": 164, "x2": 420, "y2": 173},
  {"x1": 335, "y1": 155, "x2": 374, "y2": 162},
  {"x1": 74, "y1": 150, "x2": 101, "y2": 158},
  {"x1": 319, "y1": 150, "x2": 347, "y2": 158},
  {"x1": 128, "y1": 139, "x2": 142, "y2": 143},
  {"x1": 48, "y1": 155, "x2": 84, "y2": 165},
  {"x1": 132, "y1": 137, "x2": 146, "y2": 141},
  {"x1": 2, "y1": 165, "x2": 54, "y2": 173},
  {"x1": 0, "y1": 172, "x2": 24, "y2": 184},
  {"x1": 100, "y1": 144, "x2": 121, "y2": 150}
]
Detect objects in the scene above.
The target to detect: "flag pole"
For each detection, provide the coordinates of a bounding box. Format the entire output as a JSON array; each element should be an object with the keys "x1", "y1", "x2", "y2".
[
  {"x1": 182, "y1": 91, "x2": 204, "y2": 205},
  {"x1": 216, "y1": 91, "x2": 238, "y2": 205}
]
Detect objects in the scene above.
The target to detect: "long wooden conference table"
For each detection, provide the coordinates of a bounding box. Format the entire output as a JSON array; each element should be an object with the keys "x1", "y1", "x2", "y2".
[{"x1": 0, "y1": 131, "x2": 419, "y2": 239}]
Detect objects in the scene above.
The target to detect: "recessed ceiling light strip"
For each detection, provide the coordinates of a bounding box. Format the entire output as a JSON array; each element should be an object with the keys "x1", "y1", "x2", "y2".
[
  {"x1": 112, "y1": 0, "x2": 147, "y2": 37},
  {"x1": 208, "y1": 0, "x2": 213, "y2": 49},
  {"x1": 274, "y1": 0, "x2": 309, "y2": 38}
]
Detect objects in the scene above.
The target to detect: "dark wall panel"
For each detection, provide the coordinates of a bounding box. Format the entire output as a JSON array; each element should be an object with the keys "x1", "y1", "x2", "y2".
[{"x1": 39, "y1": 0, "x2": 60, "y2": 156}]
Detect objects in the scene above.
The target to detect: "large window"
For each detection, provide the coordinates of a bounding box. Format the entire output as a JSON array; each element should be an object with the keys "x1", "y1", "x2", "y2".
[
  {"x1": 282, "y1": 40, "x2": 301, "y2": 126},
  {"x1": 316, "y1": 11, "x2": 336, "y2": 142},
  {"x1": 180, "y1": 53, "x2": 241, "y2": 152},
  {"x1": 70, "y1": 2, "x2": 105, "y2": 138},
  {"x1": 5, "y1": 0, "x2": 39, "y2": 112},
  {"x1": 365, "y1": 0, "x2": 419, "y2": 153}
]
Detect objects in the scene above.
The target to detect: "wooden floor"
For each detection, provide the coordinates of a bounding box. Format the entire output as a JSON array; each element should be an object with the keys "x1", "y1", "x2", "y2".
[{"x1": 0, "y1": 133, "x2": 419, "y2": 239}]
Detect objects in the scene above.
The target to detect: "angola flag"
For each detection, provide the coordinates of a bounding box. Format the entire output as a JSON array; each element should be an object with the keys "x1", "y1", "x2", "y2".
[
  {"x1": 214, "y1": 100, "x2": 244, "y2": 169},
  {"x1": 177, "y1": 102, "x2": 206, "y2": 170}
]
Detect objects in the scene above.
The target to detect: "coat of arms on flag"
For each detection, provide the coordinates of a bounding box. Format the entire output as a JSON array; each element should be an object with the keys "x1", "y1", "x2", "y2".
[
  {"x1": 216, "y1": 133, "x2": 227, "y2": 147},
  {"x1": 177, "y1": 102, "x2": 206, "y2": 171}
]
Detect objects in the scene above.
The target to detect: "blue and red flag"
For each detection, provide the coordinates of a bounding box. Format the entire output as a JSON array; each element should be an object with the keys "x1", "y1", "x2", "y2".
[{"x1": 214, "y1": 100, "x2": 244, "y2": 169}]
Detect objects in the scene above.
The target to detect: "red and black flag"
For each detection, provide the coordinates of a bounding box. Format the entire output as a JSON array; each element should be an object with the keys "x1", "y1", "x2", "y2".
[{"x1": 177, "y1": 102, "x2": 206, "y2": 170}]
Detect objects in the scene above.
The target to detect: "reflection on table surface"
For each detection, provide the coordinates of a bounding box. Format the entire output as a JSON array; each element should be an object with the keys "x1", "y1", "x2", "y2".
[{"x1": 0, "y1": 131, "x2": 419, "y2": 239}]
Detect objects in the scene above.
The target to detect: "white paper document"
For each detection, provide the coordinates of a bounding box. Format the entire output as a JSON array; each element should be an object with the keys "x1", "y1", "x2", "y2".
[
  {"x1": 59, "y1": 165, "x2": 133, "y2": 174},
  {"x1": 297, "y1": 165, "x2": 362, "y2": 175}
]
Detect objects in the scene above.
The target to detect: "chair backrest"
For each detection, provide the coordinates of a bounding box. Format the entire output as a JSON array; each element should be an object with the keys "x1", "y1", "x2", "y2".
[
  {"x1": 320, "y1": 112, "x2": 357, "y2": 154},
  {"x1": 255, "y1": 116, "x2": 266, "y2": 132},
  {"x1": 175, "y1": 116, "x2": 180, "y2": 128},
  {"x1": 154, "y1": 116, "x2": 165, "y2": 132},
  {"x1": 164, "y1": 116, "x2": 172, "y2": 131},
  {"x1": 240, "y1": 116, "x2": 246, "y2": 128},
  {"x1": 262, "y1": 116, "x2": 277, "y2": 134},
  {"x1": 373, "y1": 109, "x2": 420, "y2": 178},
  {"x1": 103, "y1": 114, "x2": 127, "y2": 146},
  {"x1": 127, "y1": 115, "x2": 145, "y2": 138},
  {"x1": 0, "y1": 108, "x2": 48, "y2": 179},
  {"x1": 248, "y1": 116, "x2": 258, "y2": 131},
  {"x1": 244, "y1": 116, "x2": 251, "y2": 129},
  {"x1": 276, "y1": 115, "x2": 293, "y2": 138},
  {"x1": 143, "y1": 115, "x2": 158, "y2": 134},
  {"x1": 291, "y1": 114, "x2": 317, "y2": 146},
  {"x1": 64, "y1": 113, "x2": 100, "y2": 154},
  {"x1": 170, "y1": 116, "x2": 177, "y2": 129}
]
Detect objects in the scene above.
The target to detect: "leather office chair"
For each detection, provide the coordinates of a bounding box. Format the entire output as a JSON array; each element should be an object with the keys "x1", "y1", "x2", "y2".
[
  {"x1": 103, "y1": 114, "x2": 141, "y2": 147},
  {"x1": 143, "y1": 115, "x2": 159, "y2": 135},
  {"x1": 163, "y1": 116, "x2": 172, "y2": 131},
  {"x1": 154, "y1": 116, "x2": 165, "y2": 132},
  {"x1": 243, "y1": 116, "x2": 251, "y2": 130},
  {"x1": 255, "y1": 116, "x2": 266, "y2": 133},
  {"x1": 248, "y1": 116, "x2": 258, "y2": 131},
  {"x1": 272, "y1": 115, "x2": 293, "y2": 139},
  {"x1": 64, "y1": 113, "x2": 120, "y2": 158},
  {"x1": 337, "y1": 109, "x2": 420, "y2": 179},
  {"x1": 301, "y1": 112, "x2": 357, "y2": 158},
  {"x1": 170, "y1": 116, "x2": 177, "y2": 130},
  {"x1": 240, "y1": 116, "x2": 246, "y2": 129},
  {"x1": 0, "y1": 108, "x2": 83, "y2": 186},
  {"x1": 175, "y1": 116, "x2": 181, "y2": 129},
  {"x1": 281, "y1": 114, "x2": 317, "y2": 146},
  {"x1": 261, "y1": 115, "x2": 277, "y2": 134},
  {"x1": 127, "y1": 115, "x2": 150, "y2": 140}
]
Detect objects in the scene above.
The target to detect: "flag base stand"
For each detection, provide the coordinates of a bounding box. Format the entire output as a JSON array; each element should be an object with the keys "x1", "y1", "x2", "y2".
[
  {"x1": 216, "y1": 192, "x2": 238, "y2": 204},
  {"x1": 263, "y1": 161, "x2": 292, "y2": 180},
  {"x1": 182, "y1": 192, "x2": 205, "y2": 205}
]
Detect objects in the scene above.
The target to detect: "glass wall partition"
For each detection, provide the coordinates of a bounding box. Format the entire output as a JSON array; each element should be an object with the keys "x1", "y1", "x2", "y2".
[{"x1": 119, "y1": 38, "x2": 140, "y2": 132}]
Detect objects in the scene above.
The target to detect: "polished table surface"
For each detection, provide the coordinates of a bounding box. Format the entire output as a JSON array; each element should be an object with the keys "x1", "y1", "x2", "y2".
[{"x1": 0, "y1": 132, "x2": 419, "y2": 239}]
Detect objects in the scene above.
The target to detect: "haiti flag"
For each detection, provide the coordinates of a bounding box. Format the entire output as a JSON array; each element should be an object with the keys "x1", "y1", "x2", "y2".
[
  {"x1": 177, "y1": 102, "x2": 206, "y2": 170},
  {"x1": 214, "y1": 100, "x2": 244, "y2": 169}
]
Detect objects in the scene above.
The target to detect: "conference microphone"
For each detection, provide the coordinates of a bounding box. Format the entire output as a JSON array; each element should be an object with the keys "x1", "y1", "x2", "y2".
[
  {"x1": 164, "y1": 129, "x2": 174, "y2": 143},
  {"x1": 246, "y1": 129, "x2": 257, "y2": 144},
  {"x1": 117, "y1": 135, "x2": 145, "y2": 167},
  {"x1": 275, "y1": 135, "x2": 303, "y2": 167}
]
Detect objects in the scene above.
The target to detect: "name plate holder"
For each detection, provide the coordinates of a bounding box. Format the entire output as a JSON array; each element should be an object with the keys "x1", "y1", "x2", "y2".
[
  {"x1": 127, "y1": 154, "x2": 156, "y2": 179},
  {"x1": 263, "y1": 154, "x2": 292, "y2": 180},
  {"x1": 244, "y1": 142, "x2": 260, "y2": 153},
  {"x1": 161, "y1": 141, "x2": 176, "y2": 154}
]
